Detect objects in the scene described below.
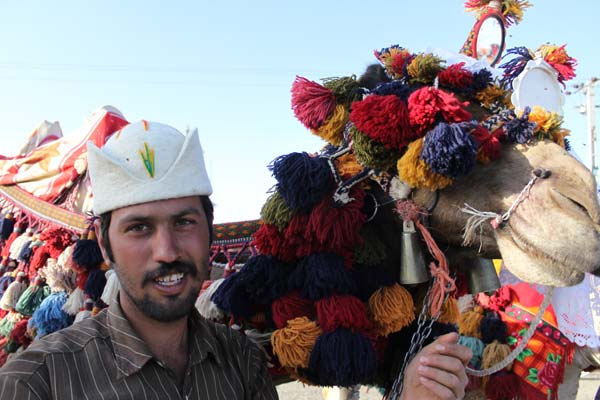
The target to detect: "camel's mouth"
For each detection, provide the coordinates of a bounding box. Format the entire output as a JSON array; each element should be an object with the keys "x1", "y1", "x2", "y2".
[{"x1": 495, "y1": 187, "x2": 600, "y2": 286}]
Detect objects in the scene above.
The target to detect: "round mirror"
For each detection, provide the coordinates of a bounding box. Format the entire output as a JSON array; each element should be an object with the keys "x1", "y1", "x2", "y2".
[{"x1": 473, "y1": 14, "x2": 505, "y2": 66}]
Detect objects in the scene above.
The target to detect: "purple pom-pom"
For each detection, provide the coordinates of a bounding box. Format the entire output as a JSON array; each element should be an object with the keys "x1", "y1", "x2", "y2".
[{"x1": 421, "y1": 122, "x2": 478, "y2": 178}]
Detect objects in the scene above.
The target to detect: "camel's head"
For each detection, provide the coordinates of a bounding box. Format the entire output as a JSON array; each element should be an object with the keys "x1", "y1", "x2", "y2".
[{"x1": 415, "y1": 140, "x2": 600, "y2": 286}]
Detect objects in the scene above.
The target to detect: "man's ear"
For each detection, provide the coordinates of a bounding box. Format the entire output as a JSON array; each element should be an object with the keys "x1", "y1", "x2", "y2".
[{"x1": 94, "y1": 219, "x2": 113, "y2": 266}]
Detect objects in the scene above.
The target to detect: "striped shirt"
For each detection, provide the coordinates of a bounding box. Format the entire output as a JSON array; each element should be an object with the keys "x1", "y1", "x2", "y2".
[{"x1": 0, "y1": 299, "x2": 278, "y2": 399}]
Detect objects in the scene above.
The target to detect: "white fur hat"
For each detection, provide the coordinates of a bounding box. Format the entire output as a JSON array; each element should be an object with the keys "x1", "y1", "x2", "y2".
[{"x1": 87, "y1": 120, "x2": 212, "y2": 215}]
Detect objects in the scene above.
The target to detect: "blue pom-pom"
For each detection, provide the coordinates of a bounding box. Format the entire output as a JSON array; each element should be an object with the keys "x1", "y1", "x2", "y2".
[
  {"x1": 305, "y1": 329, "x2": 377, "y2": 386},
  {"x1": 288, "y1": 253, "x2": 355, "y2": 300},
  {"x1": 0, "y1": 217, "x2": 15, "y2": 240},
  {"x1": 211, "y1": 272, "x2": 256, "y2": 318},
  {"x1": 84, "y1": 269, "x2": 107, "y2": 301},
  {"x1": 269, "y1": 152, "x2": 335, "y2": 212},
  {"x1": 371, "y1": 81, "x2": 414, "y2": 100},
  {"x1": 352, "y1": 264, "x2": 395, "y2": 302},
  {"x1": 458, "y1": 335, "x2": 485, "y2": 368},
  {"x1": 471, "y1": 69, "x2": 493, "y2": 92},
  {"x1": 240, "y1": 255, "x2": 293, "y2": 303},
  {"x1": 30, "y1": 292, "x2": 72, "y2": 338},
  {"x1": 421, "y1": 122, "x2": 478, "y2": 178},
  {"x1": 480, "y1": 311, "x2": 508, "y2": 344},
  {"x1": 73, "y1": 239, "x2": 104, "y2": 270},
  {"x1": 504, "y1": 107, "x2": 535, "y2": 144}
]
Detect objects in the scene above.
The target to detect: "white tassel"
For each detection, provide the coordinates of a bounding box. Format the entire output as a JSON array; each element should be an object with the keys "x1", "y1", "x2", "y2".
[
  {"x1": 101, "y1": 269, "x2": 120, "y2": 306},
  {"x1": 62, "y1": 287, "x2": 85, "y2": 316},
  {"x1": 0, "y1": 280, "x2": 27, "y2": 311},
  {"x1": 460, "y1": 203, "x2": 501, "y2": 249},
  {"x1": 195, "y1": 278, "x2": 226, "y2": 321},
  {"x1": 457, "y1": 294, "x2": 475, "y2": 313}
]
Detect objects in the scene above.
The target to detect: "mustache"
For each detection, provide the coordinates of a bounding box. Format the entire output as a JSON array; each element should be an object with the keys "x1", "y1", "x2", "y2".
[{"x1": 142, "y1": 261, "x2": 198, "y2": 287}]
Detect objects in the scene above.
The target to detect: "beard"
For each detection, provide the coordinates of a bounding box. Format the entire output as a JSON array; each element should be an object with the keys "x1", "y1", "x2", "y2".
[{"x1": 116, "y1": 260, "x2": 206, "y2": 322}]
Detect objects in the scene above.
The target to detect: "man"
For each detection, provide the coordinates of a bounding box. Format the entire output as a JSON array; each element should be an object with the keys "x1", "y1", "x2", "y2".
[{"x1": 0, "y1": 121, "x2": 470, "y2": 399}]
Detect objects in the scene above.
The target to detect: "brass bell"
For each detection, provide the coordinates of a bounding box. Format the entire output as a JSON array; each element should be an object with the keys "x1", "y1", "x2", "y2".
[
  {"x1": 465, "y1": 257, "x2": 501, "y2": 295},
  {"x1": 399, "y1": 220, "x2": 430, "y2": 285}
]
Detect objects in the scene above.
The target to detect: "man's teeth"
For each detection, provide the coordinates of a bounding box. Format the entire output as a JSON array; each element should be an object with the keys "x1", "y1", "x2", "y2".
[{"x1": 155, "y1": 273, "x2": 184, "y2": 286}]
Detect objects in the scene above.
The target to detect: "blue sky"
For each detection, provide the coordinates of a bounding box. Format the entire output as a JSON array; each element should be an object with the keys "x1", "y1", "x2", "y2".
[{"x1": 0, "y1": 1, "x2": 598, "y2": 222}]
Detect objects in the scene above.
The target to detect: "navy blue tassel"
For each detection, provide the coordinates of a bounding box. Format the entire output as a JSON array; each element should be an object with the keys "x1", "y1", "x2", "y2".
[
  {"x1": 211, "y1": 272, "x2": 255, "y2": 318},
  {"x1": 371, "y1": 81, "x2": 415, "y2": 101},
  {"x1": 269, "y1": 152, "x2": 335, "y2": 212},
  {"x1": 480, "y1": 311, "x2": 508, "y2": 344},
  {"x1": 421, "y1": 122, "x2": 478, "y2": 178},
  {"x1": 471, "y1": 69, "x2": 493, "y2": 93},
  {"x1": 352, "y1": 264, "x2": 395, "y2": 302},
  {"x1": 305, "y1": 328, "x2": 377, "y2": 386},
  {"x1": 0, "y1": 275, "x2": 15, "y2": 297},
  {"x1": 84, "y1": 269, "x2": 107, "y2": 301},
  {"x1": 499, "y1": 47, "x2": 534, "y2": 89},
  {"x1": 288, "y1": 253, "x2": 355, "y2": 300},
  {"x1": 73, "y1": 239, "x2": 104, "y2": 270},
  {"x1": 0, "y1": 217, "x2": 15, "y2": 241},
  {"x1": 30, "y1": 292, "x2": 72, "y2": 338},
  {"x1": 504, "y1": 107, "x2": 535, "y2": 144},
  {"x1": 237, "y1": 255, "x2": 293, "y2": 304}
]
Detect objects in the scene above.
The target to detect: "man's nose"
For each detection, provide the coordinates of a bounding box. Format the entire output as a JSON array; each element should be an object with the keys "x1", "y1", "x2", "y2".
[{"x1": 152, "y1": 227, "x2": 179, "y2": 264}]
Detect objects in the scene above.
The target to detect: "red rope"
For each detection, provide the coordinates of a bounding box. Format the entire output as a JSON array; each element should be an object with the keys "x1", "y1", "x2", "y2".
[{"x1": 396, "y1": 200, "x2": 455, "y2": 316}]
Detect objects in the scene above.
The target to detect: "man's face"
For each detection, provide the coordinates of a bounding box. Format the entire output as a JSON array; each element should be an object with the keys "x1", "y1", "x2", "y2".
[{"x1": 100, "y1": 196, "x2": 210, "y2": 322}]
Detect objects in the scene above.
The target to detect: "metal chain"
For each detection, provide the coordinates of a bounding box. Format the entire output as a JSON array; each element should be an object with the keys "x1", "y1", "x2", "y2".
[{"x1": 388, "y1": 280, "x2": 450, "y2": 400}]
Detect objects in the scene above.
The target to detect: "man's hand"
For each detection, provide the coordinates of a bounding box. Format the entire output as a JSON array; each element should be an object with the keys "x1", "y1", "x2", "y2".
[{"x1": 400, "y1": 332, "x2": 472, "y2": 400}]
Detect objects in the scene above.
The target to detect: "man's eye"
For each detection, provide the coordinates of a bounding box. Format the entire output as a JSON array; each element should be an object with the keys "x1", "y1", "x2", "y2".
[
  {"x1": 126, "y1": 224, "x2": 149, "y2": 232},
  {"x1": 176, "y1": 218, "x2": 195, "y2": 227}
]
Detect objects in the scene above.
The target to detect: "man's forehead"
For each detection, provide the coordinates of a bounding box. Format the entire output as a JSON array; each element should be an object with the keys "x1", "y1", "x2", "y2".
[{"x1": 111, "y1": 196, "x2": 205, "y2": 221}]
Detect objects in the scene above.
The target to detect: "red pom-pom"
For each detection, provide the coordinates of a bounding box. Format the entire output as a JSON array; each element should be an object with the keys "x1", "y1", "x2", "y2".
[
  {"x1": 291, "y1": 76, "x2": 336, "y2": 130},
  {"x1": 10, "y1": 318, "x2": 31, "y2": 346},
  {"x1": 316, "y1": 294, "x2": 372, "y2": 332},
  {"x1": 408, "y1": 87, "x2": 472, "y2": 134},
  {"x1": 472, "y1": 125, "x2": 502, "y2": 162},
  {"x1": 271, "y1": 290, "x2": 315, "y2": 329},
  {"x1": 485, "y1": 372, "x2": 521, "y2": 400},
  {"x1": 349, "y1": 95, "x2": 415, "y2": 150},
  {"x1": 438, "y1": 62, "x2": 473, "y2": 89}
]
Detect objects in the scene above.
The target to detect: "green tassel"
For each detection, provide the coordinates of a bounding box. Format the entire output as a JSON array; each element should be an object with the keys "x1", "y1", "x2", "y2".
[
  {"x1": 350, "y1": 126, "x2": 399, "y2": 171},
  {"x1": 323, "y1": 76, "x2": 362, "y2": 108},
  {"x1": 260, "y1": 191, "x2": 294, "y2": 231},
  {"x1": 407, "y1": 53, "x2": 444, "y2": 85}
]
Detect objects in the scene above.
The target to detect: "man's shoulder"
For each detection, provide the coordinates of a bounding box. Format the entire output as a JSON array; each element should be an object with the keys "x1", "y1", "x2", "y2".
[{"x1": 1, "y1": 310, "x2": 110, "y2": 374}]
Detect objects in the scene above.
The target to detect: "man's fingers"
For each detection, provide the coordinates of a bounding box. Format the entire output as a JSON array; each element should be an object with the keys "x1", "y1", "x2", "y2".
[
  {"x1": 423, "y1": 334, "x2": 473, "y2": 366},
  {"x1": 418, "y1": 355, "x2": 467, "y2": 399},
  {"x1": 418, "y1": 376, "x2": 459, "y2": 400}
]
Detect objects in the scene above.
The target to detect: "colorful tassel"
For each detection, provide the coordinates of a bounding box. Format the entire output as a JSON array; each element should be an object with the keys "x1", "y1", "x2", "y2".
[
  {"x1": 237, "y1": 255, "x2": 293, "y2": 304},
  {"x1": 484, "y1": 372, "x2": 521, "y2": 400},
  {"x1": 288, "y1": 253, "x2": 355, "y2": 301},
  {"x1": 316, "y1": 294, "x2": 371, "y2": 332},
  {"x1": 406, "y1": 53, "x2": 444, "y2": 85},
  {"x1": 408, "y1": 87, "x2": 472, "y2": 135},
  {"x1": 482, "y1": 340, "x2": 513, "y2": 371},
  {"x1": 62, "y1": 287, "x2": 85, "y2": 316},
  {"x1": 458, "y1": 306, "x2": 484, "y2": 338},
  {"x1": 312, "y1": 104, "x2": 348, "y2": 146},
  {"x1": 291, "y1": 76, "x2": 336, "y2": 130},
  {"x1": 269, "y1": 152, "x2": 335, "y2": 212},
  {"x1": 271, "y1": 317, "x2": 322, "y2": 370},
  {"x1": 30, "y1": 292, "x2": 71, "y2": 339},
  {"x1": 272, "y1": 290, "x2": 315, "y2": 329},
  {"x1": 322, "y1": 76, "x2": 364, "y2": 108},
  {"x1": 537, "y1": 44, "x2": 577, "y2": 85},
  {"x1": 84, "y1": 268, "x2": 107, "y2": 301},
  {"x1": 475, "y1": 84, "x2": 512, "y2": 109},
  {"x1": 458, "y1": 335, "x2": 485, "y2": 368},
  {"x1": 100, "y1": 269, "x2": 120, "y2": 306},
  {"x1": 72, "y1": 238, "x2": 103, "y2": 270},
  {"x1": 349, "y1": 126, "x2": 399, "y2": 171},
  {"x1": 368, "y1": 283, "x2": 415, "y2": 337},
  {"x1": 252, "y1": 223, "x2": 291, "y2": 262},
  {"x1": 397, "y1": 138, "x2": 454, "y2": 190},
  {"x1": 211, "y1": 272, "x2": 256, "y2": 318},
  {"x1": 472, "y1": 125, "x2": 502, "y2": 163},
  {"x1": 374, "y1": 45, "x2": 413, "y2": 80},
  {"x1": 195, "y1": 279, "x2": 226, "y2": 321},
  {"x1": 334, "y1": 153, "x2": 364, "y2": 179},
  {"x1": 504, "y1": 108, "x2": 535, "y2": 144},
  {"x1": 421, "y1": 121, "x2": 478, "y2": 178},
  {"x1": 260, "y1": 191, "x2": 294, "y2": 231},
  {"x1": 349, "y1": 95, "x2": 415, "y2": 151},
  {"x1": 305, "y1": 329, "x2": 377, "y2": 387},
  {"x1": 499, "y1": 46, "x2": 534, "y2": 89},
  {"x1": 437, "y1": 296, "x2": 460, "y2": 325},
  {"x1": 480, "y1": 311, "x2": 508, "y2": 344},
  {"x1": 438, "y1": 62, "x2": 474, "y2": 90}
]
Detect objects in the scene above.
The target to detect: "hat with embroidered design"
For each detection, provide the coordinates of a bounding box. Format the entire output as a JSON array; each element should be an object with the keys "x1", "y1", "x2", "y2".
[{"x1": 87, "y1": 120, "x2": 212, "y2": 215}]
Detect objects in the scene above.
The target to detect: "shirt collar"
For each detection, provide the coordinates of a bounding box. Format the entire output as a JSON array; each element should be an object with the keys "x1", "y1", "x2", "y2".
[{"x1": 106, "y1": 296, "x2": 223, "y2": 379}]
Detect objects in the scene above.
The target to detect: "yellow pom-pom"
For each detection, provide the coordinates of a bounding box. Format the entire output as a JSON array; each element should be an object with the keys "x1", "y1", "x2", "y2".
[
  {"x1": 398, "y1": 139, "x2": 454, "y2": 190},
  {"x1": 312, "y1": 104, "x2": 348, "y2": 146},
  {"x1": 334, "y1": 152, "x2": 364, "y2": 179},
  {"x1": 475, "y1": 84, "x2": 512, "y2": 110},
  {"x1": 458, "y1": 306, "x2": 484, "y2": 338},
  {"x1": 368, "y1": 283, "x2": 415, "y2": 337},
  {"x1": 481, "y1": 340, "x2": 513, "y2": 387},
  {"x1": 271, "y1": 317, "x2": 321, "y2": 370},
  {"x1": 407, "y1": 53, "x2": 443, "y2": 85},
  {"x1": 436, "y1": 296, "x2": 460, "y2": 325}
]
